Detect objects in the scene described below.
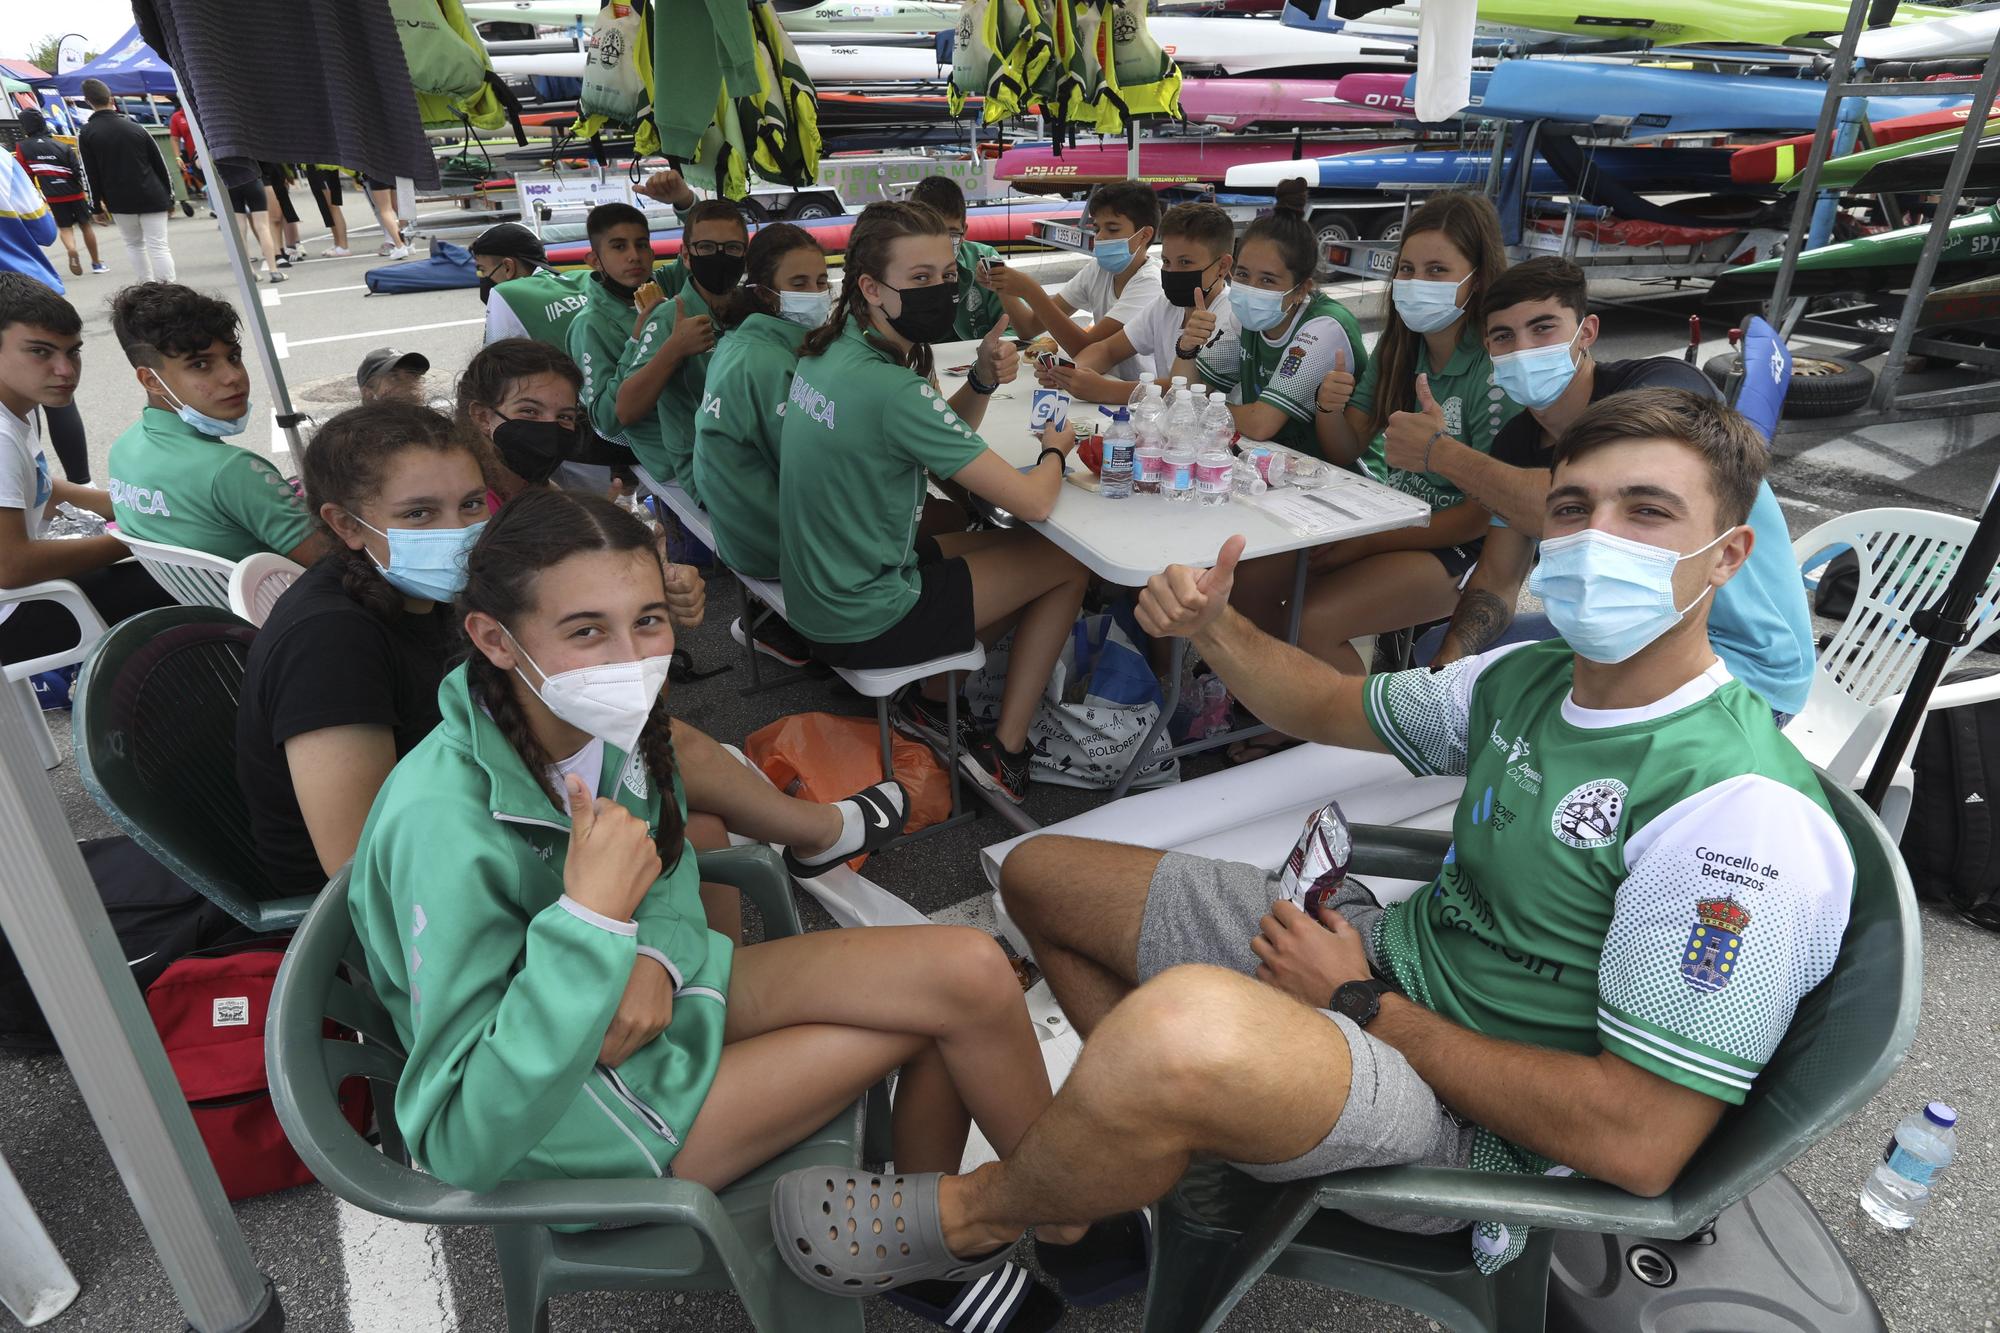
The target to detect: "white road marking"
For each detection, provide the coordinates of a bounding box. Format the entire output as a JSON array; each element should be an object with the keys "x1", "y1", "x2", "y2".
[
  {"x1": 288, "y1": 319, "x2": 484, "y2": 349},
  {"x1": 278, "y1": 283, "x2": 372, "y2": 298},
  {"x1": 336, "y1": 1198, "x2": 460, "y2": 1333},
  {"x1": 260, "y1": 287, "x2": 282, "y2": 309},
  {"x1": 270, "y1": 331, "x2": 289, "y2": 360}
]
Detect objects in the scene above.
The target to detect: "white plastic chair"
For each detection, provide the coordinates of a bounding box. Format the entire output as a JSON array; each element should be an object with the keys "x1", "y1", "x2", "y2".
[
  {"x1": 116, "y1": 533, "x2": 238, "y2": 611},
  {"x1": 1790, "y1": 507, "x2": 2000, "y2": 839},
  {"x1": 227, "y1": 552, "x2": 305, "y2": 628},
  {"x1": 1, "y1": 580, "x2": 109, "y2": 770}
]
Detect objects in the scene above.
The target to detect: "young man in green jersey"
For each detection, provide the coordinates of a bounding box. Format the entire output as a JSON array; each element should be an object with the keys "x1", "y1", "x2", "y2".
[{"x1": 771, "y1": 387, "x2": 1856, "y2": 1292}]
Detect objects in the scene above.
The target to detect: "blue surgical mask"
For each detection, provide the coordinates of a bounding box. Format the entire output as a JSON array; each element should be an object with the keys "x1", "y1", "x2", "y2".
[
  {"x1": 1529, "y1": 526, "x2": 1730, "y2": 664},
  {"x1": 1093, "y1": 236, "x2": 1133, "y2": 273},
  {"x1": 1492, "y1": 326, "x2": 1583, "y2": 410},
  {"x1": 1392, "y1": 274, "x2": 1471, "y2": 334},
  {"x1": 351, "y1": 514, "x2": 487, "y2": 602},
  {"x1": 1230, "y1": 284, "x2": 1293, "y2": 334},
  {"x1": 775, "y1": 288, "x2": 833, "y2": 327},
  {"x1": 146, "y1": 370, "x2": 248, "y2": 438}
]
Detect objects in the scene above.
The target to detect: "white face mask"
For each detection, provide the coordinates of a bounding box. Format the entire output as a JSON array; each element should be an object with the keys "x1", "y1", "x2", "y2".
[{"x1": 505, "y1": 628, "x2": 672, "y2": 759}]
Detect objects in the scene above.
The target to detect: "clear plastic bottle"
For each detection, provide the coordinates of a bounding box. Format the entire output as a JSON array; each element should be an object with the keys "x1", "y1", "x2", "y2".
[
  {"x1": 1133, "y1": 384, "x2": 1165, "y2": 495},
  {"x1": 1162, "y1": 393, "x2": 1198, "y2": 503},
  {"x1": 1165, "y1": 374, "x2": 1189, "y2": 413},
  {"x1": 1232, "y1": 460, "x2": 1267, "y2": 497},
  {"x1": 1195, "y1": 445, "x2": 1233, "y2": 505},
  {"x1": 1202, "y1": 390, "x2": 1236, "y2": 454},
  {"x1": 1100, "y1": 407, "x2": 1135, "y2": 500},
  {"x1": 1861, "y1": 1102, "x2": 1958, "y2": 1228}
]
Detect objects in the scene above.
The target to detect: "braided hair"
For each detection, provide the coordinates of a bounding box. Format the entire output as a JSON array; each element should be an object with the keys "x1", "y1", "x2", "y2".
[
  {"x1": 799, "y1": 199, "x2": 951, "y2": 381},
  {"x1": 298, "y1": 402, "x2": 477, "y2": 622},
  {"x1": 459, "y1": 488, "x2": 687, "y2": 868}
]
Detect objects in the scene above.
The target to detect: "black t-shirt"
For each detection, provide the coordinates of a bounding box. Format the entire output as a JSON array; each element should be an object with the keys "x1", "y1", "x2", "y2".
[
  {"x1": 1489, "y1": 357, "x2": 1721, "y2": 470},
  {"x1": 236, "y1": 558, "x2": 457, "y2": 896}
]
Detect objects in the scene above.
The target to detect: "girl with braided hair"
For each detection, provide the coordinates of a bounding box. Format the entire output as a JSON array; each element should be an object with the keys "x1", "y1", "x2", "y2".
[{"x1": 348, "y1": 489, "x2": 1106, "y2": 1331}]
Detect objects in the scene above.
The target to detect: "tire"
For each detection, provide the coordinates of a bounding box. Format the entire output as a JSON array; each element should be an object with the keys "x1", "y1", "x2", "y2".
[
  {"x1": 787, "y1": 195, "x2": 839, "y2": 221},
  {"x1": 1702, "y1": 352, "x2": 1875, "y2": 418},
  {"x1": 1311, "y1": 211, "x2": 1359, "y2": 279},
  {"x1": 736, "y1": 200, "x2": 768, "y2": 226},
  {"x1": 1368, "y1": 211, "x2": 1404, "y2": 242}
]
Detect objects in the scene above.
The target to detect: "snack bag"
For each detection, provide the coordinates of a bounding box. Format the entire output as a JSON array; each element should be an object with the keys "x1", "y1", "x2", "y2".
[{"x1": 1276, "y1": 799, "x2": 1352, "y2": 921}]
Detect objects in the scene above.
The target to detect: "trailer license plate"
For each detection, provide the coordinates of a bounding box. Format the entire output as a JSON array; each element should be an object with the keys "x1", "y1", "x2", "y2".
[
  {"x1": 1367, "y1": 248, "x2": 1395, "y2": 274},
  {"x1": 1042, "y1": 222, "x2": 1085, "y2": 250}
]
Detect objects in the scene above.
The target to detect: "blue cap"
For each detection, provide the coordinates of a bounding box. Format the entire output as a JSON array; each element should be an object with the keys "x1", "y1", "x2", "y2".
[{"x1": 1925, "y1": 1102, "x2": 1958, "y2": 1128}]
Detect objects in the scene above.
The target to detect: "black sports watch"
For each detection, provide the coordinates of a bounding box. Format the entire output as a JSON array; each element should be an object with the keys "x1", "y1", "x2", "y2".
[{"x1": 1330, "y1": 978, "x2": 1393, "y2": 1029}]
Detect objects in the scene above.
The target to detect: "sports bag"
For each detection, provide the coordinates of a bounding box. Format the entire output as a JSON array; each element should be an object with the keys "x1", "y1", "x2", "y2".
[
  {"x1": 582, "y1": 3, "x2": 647, "y2": 124},
  {"x1": 967, "y1": 604, "x2": 1179, "y2": 790},
  {"x1": 146, "y1": 940, "x2": 371, "y2": 1200},
  {"x1": 1901, "y1": 697, "x2": 2000, "y2": 930}
]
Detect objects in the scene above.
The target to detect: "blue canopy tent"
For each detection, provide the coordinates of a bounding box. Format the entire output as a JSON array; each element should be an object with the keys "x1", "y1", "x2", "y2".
[{"x1": 40, "y1": 27, "x2": 180, "y2": 98}]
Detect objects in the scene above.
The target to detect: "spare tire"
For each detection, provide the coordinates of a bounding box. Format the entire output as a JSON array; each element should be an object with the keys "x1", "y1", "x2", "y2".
[{"x1": 1701, "y1": 352, "x2": 1875, "y2": 419}]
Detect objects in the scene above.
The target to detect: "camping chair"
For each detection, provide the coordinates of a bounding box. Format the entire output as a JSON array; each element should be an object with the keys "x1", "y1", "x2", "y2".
[
  {"x1": 0, "y1": 580, "x2": 108, "y2": 770},
  {"x1": 116, "y1": 532, "x2": 238, "y2": 610},
  {"x1": 72, "y1": 605, "x2": 311, "y2": 932},
  {"x1": 266, "y1": 846, "x2": 870, "y2": 1333},
  {"x1": 1790, "y1": 508, "x2": 2000, "y2": 839},
  {"x1": 228, "y1": 552, "x2": 305, "y2": 628},
  {"x1": 1139, "y1": 770, "x2": 1920, "y2": 1333}
]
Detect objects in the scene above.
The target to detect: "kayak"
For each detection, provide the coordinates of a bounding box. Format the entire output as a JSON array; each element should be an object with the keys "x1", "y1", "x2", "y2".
[
  {"x1": 1853, "y1": 6, "x2": 2000, "y2": 61},
  {"x1": 1712, "y1": 203, "x2": 2000, "y2": 295},
  {"x1": 542, "y1": 199, "x2": 1083, "y2": 266},
  {"x1": 1732, "y1": 105, "x2": 2000, "y2": 184},
  {"x1": 464, "y1": 1, "x2": 592, "y2": 26},
  {"x1": 1470, "y1": 59, "x2": 1970, "y2": 136},
  {"x1": 1333, "y1": 71, "x2": 1416, "y2": 111},
  {"x1": 1001, "y1": 136, "x2": 1398, "y2": 188},
  {"x1": 1839, "y1": 137, "x2": 2000, "y2": 196},
  {"x1": 1146, "y1": 17, "x2": 1417, "y2": 77},
  {"x1": 1470, "y1": 0, "x2": 1956, "y2": 49},
  {"x1": 1788, "y1": 117, "x2": 2000, "y2": 191},
  {"x1": 1920, "y1": 274, "x2": 2000, "y2": 331},
  {"x1": 491, "y1": 40, "x2": 948, "y2": 84},
  {"x1": 1224, "y1": 142, "x2": 1746, "y2": 192},
  {"x1": 1180, "y1": 78, "x2": 1406, "y2": 129},
  {"x1": 772, "y1": 0, "x2": 958, "y2": 35}
]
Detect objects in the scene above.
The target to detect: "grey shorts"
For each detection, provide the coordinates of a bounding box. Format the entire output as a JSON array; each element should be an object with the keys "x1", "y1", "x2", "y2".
[{"x1": 1137, "y1": 851, "x2": 1477, "y2": 1234}]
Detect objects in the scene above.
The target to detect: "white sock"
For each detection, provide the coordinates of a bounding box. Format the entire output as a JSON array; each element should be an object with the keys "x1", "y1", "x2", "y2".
[{"x1": 800, "y1": 783, "x2": 906, "y2": 865}]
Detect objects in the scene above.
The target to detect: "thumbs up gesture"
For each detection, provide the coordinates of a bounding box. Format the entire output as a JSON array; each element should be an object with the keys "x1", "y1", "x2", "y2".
[
  {"x1": 663, "y1": 561, "x2": 706, "y2": 628},
  {"x1": 1137, "y1": 534, "x2": 1247, "y2": 641},
  {"x1": 664, "y1": 295, "x2": 717, "y2": 357},
  {"x1": 1314, "y1": 349, "x2": 1355, "y2": 415},
  {"x1": 1384, "y1": 373, "x2": 1450, "y2": 474},
  {"x1": 975, "y1": 314, "x2": 1019, "y2": 386},
  {"x1": 1179, "y1": 280, "x2": 1218, "y2": 354}
]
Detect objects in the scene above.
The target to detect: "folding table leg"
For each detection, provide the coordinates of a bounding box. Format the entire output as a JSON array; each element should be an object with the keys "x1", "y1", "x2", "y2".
[{"x1": 0, "y1": 1148, "x2": 79, "y2": 1326}]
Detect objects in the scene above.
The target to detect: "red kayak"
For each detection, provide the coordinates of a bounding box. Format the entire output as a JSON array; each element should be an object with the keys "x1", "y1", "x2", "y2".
[
  {"x1": 1332, "y1": 72, "x2": 1415, "y2": 112},
  {"x1": 543, "y1": 199, "x2": 1085, "y2": 266},
  {"x1": 999, "y1": 135, "x2": 1397, "y2": 189},
  {"x1": 1732, "y1": 103, "x2": 1999, "y2": 184}
]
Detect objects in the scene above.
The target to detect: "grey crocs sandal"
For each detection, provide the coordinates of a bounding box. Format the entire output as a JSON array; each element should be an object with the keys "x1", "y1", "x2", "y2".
[{"x1": 770, "y1": 1167, "x2": 1014, "y2": 1295}]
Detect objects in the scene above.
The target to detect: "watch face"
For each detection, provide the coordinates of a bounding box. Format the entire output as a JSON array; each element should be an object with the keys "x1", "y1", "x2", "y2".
[{"x1": 1334, "y1": 981, "x2": 1378, "y2": 1026}]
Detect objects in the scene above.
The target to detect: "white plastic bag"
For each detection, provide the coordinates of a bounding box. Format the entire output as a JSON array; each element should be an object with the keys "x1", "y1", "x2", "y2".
[{"x1": 582, "y1": 3, "x2": 647, "y2": 124}]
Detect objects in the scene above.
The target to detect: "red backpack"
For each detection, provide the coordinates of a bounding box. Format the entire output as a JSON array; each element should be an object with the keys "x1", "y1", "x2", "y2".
[{"x1": 145, "y1": 941, "x2": 369, "y2": 1200}]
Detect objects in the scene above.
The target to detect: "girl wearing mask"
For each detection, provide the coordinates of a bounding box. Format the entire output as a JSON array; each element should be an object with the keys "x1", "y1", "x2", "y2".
[
  {"x1": 457, "y1": 338, "x2": 633, "y2": 502},
  {"x1": 348, "y1": 490, "x2": 1139, "y2": 1329},
  {"x1": 780, "y1": 201, "x2": 1089, "y2": 807}
]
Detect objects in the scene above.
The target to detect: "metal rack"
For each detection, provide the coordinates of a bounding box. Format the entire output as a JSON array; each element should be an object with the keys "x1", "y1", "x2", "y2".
[{"x1": 1764, "y1": 0, "x2": 2000, "y2": 423}]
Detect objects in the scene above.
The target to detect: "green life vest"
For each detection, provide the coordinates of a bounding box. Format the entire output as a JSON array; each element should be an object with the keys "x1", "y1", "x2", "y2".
[{"x1": 494, "y1": 268, "x2": 594, "y2": 348}]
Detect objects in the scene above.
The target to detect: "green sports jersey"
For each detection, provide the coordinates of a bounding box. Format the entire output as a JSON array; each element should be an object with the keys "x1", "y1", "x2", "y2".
[
  {"x1": 491, "y1": 268, "x2": 593, "y2": 347},
  {"x1": 1361, "y1": 637, "x2": 1853, "y2": 1269},
  {"x1": 621, "y1": 280, "x2": 721, "y2": 496},
  {"x1": 1349, "y1": 332, "x2": 1522, "y2": 511},
  {"x1": 777, "y1": 317, "x2": 987, "y2": 644},
  {"x1": 107, "y1": 408, "x2": 312, "y2": 561},
  {"x1": 567, "y1": 275, "x2": 664, "y2": 464},
  {"x1": 952, "y1": 241, "x2": 1008, "y2": 340},
  {"x1": 691, "y1": 312, "x2": 805, "y2": 578},
  {"x1": 1196, "y1": 292, "x2": 1367, "y2": 459}
]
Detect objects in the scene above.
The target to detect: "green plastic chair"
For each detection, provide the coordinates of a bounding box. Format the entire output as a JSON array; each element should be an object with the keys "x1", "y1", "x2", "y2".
[
  {"x1": 1139, "y1": 771, "x2": 1923, "y2": 1333},
  {"x1": 72, "y1": 605, "x2": 314, "y2": 931},
  {"x1": 267, "y1": 845, "x2": 870, "y2": 1333}
]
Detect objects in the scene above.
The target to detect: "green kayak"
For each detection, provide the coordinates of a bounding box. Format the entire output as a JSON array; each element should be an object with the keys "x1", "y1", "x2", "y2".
[
  {"x1": 1475, "y1": 0, "x2": 1956, "y2": 48},
  {"x1": 1789, "y1": 118, "x2": 2000, "y2": 192},
  {"x1": 1713, "y1": 203, "x2": 2000, "y2": 295}
]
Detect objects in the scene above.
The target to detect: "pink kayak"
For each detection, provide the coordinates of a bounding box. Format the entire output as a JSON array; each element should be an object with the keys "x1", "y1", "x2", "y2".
[
  {"x1": 1333, "y1": 71, "x2": 1414, "y2": 111},
  {"x1": 999, "y1": 135, "x2": 1398, "y2": 189},
  {"x1": 1178, "y1": 77, "x2": 1407, "y2": 130}
]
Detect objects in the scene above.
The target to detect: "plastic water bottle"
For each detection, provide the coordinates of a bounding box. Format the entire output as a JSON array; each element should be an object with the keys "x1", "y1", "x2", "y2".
[
  {"x1": 1195, "y1": 402, "x2": 1233, "y2": 507},
  {"x1": 1860, "y1": 1102, "x2": 1958, "y2": 1228},
  {"x1": 1133, "y1": 385, "x2": 1164, "y2": 495},
  {"x1": 1202, "y1": 390, "x2": 1235, "y2": 453},
  {"x1": 1162, "y1": 394, "x2": 1198, "y2": 502},
  {"x1": 1100, "y1": 407, "x2": 1135, "y2": 500},
  {"x1": 1165, "y1": 374, "x2": 1189, "y2": 413},
  {"x1": 1233, "y1": 460, "x2": 1267, "y2": 497}
]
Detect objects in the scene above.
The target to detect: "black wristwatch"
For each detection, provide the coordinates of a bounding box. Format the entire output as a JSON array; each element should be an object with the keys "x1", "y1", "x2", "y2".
[{"x1": 1330, "y1": 978, "x2": 1393, "y2": 1029}]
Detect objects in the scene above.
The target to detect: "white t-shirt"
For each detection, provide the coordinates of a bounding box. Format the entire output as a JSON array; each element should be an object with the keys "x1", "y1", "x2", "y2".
[
  {"x1": 484, "y1": 296, "x2": 532, "y2": 345},
  {"x1": 0, "y1": 403, "x2": 52, "y2": 622},
  {"x1": 1058, "y1": 254, "x2": 1165, "y2": 381},
  {"x1": 1121, "y1": 288, "x2": 1241, "y2": 383}
]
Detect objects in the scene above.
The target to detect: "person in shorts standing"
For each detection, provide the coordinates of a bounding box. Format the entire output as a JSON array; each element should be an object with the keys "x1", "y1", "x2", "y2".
[{"x1": 13, "y1": 110, "x2": 103, "y2": 277}]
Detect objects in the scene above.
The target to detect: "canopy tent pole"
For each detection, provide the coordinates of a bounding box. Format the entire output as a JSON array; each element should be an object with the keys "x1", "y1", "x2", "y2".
[
  {"x1": 0, "y1": 703, "x2": 282, "y2": 1331},
  {"x1": 171, "y1": 70, "x2": 306, "y2": 456}
]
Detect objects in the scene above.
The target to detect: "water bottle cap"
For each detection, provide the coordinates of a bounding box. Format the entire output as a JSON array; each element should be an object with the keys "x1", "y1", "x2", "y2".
[
  {"x1": 1112, "y1": 408, "x2": 1129, "y2": 421},
  {"x1": 1925, "y1": 1102, "x2": 1958, "y2": 1127}
]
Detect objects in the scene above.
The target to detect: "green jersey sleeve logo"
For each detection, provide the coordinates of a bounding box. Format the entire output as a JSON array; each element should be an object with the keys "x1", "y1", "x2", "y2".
[
  {"x1": 1552, "y1": 777, "x2": 1627, "y2": 849},
  {"x1": 1680, "y1": 897, "x2": 1749, "y2": 993}
]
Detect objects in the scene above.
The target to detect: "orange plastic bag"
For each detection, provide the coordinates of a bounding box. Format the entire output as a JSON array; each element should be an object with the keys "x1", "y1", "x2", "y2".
[{"x1": 744, "y1": 713, "x2": 952, "y2": 866}]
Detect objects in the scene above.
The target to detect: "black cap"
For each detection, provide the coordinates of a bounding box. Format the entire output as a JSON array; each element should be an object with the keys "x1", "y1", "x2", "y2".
[
  {"x1": 356, "y1": 348, "x2": 430, "y2": 389},
  {"x1": 470, "y1": 222, "x2": 546, "y2": 267}
]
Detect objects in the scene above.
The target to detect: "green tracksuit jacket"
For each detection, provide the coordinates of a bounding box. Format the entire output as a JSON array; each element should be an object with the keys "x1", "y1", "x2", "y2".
[
  {"x1": 618, "y1": 279, "x2": 720, "y2": 495},
  {"x1": 348, "y1": 664, "x2": 732, "y2": 1192},
  {"x1": 691, "y1": 311, "x2": 806, "y2": 577}
]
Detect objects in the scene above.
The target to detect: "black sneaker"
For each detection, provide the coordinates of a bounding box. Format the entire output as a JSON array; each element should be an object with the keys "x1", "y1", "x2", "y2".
[
  {"x1": 729, "y1": 614, "x2": 812, "y2": 668},
  {"x1": 891, "y1": 685, "x2": 974, "y2": 753},
  {"x1": 961, "y1": 731, "x2": 1032, "y2": 805},
  {"x1": 783, "y1": 780, "x2": 910, "y2": 878}
]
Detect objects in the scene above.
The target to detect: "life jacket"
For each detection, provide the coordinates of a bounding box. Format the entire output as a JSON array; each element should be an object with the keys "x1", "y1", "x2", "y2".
[
  {"x1": 744, "y1": 3, "x2": 822, "y2": 189},
  {"x1": 1097, "y1": 0, "x2": 1182, "y2": 123},
  {"x1": 388, "y1": 0, "x2": 513, "y2": 132},
  {"x1": 950, "y1": 0, "x2": 1031, "y2": 122},
  {"x1": 1065, "y1": 0, "x2": 1122, "y2": 134}
]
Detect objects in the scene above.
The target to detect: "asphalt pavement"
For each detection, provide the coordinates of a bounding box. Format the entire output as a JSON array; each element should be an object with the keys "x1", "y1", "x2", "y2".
[{"x1": 5, "y1": 206, "x2": 2000, "y2": 1333}]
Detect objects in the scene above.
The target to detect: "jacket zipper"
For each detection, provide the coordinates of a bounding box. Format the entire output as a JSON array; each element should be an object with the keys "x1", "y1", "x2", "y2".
[{"x1": 595, "y1": 1063, "x2": 680, "y2": 1147}]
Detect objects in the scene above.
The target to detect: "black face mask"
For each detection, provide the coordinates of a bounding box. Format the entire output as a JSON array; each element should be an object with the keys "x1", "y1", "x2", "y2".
[
  {"x1": 491, "y1": 418, "x2": 577, "y2": 484},
  {"x1": 883, "y1": 281, "x2": 958, "y2": 345},
  {"x1": 1161, "y1": 267, "x2": 1213, "y2": 309},
  {"x1": 478, "y1": 274, "x2": 496, "y2": 305},
  {"x1": 687, "y1": 250, "x2": 745, "y2": 296}
]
